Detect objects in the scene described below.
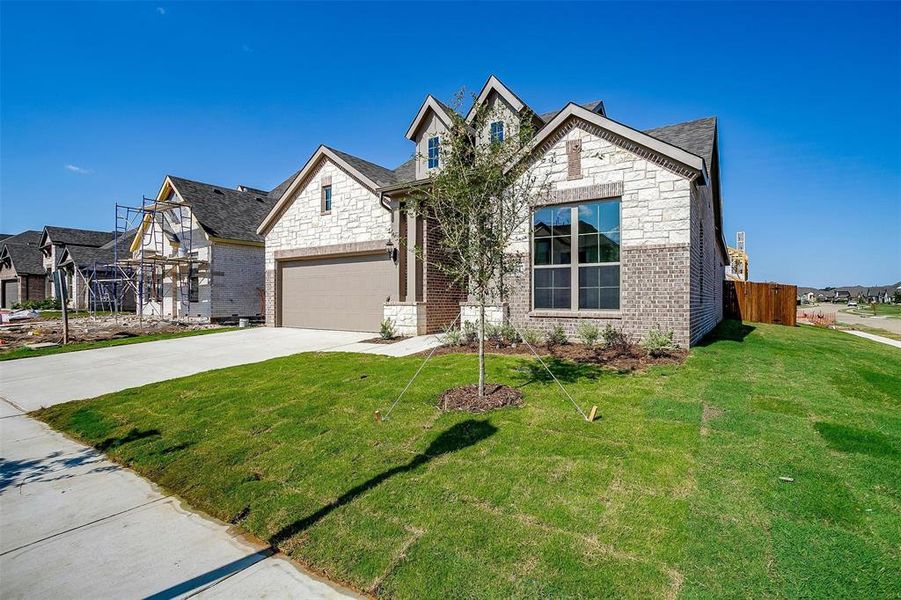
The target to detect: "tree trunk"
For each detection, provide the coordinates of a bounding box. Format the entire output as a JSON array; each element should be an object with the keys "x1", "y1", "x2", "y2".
[{"x1": 478, "y1": 299, "x2": 486, "y2": 399}]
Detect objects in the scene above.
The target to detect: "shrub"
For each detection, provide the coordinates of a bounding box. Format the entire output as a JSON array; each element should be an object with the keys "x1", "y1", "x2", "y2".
[
  {"x1": 484, "y1": 323, "x2": 503, "y2": 344},
  {"x1": 545, "y1": 325, "x2": 568, "y2": 347},
  {"x1": 462, "y1": 320, "x2": 479, "y2": 344},
  {"x1": 379, "y1": 318, "x2": 396, "y2": 340},
  {"x1": 13, "y1": 298, "x2": 61, "y2": 310},
  {"x1": 601, "y1": 324, "x2": 630, "y2": 350},
  {"x1": 641, "y1": 326, "x2": 677, "y2": 357},
  {"x1": 500, "y1": 323, "x2": 521, "y2": 345},
  {"x1": 520, "y1": 328, "x2": 542, "y2": 347},
  {"x1": 441, "y1": 327, "x2": 464, "y2": 346},
  {"x1": 575, "y1": 321, "x2": 600, "y2": 347}
]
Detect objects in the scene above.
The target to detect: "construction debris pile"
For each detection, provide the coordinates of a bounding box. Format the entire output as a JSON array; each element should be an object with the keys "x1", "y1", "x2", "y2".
[{"x1": 0, "y1": 313, "x2": 219, "y2": 352}]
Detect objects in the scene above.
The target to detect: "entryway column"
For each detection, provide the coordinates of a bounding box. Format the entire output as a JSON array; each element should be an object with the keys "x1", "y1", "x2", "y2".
[{"x1": 406, "y1": 210, "x2": 418, "y2": 303}]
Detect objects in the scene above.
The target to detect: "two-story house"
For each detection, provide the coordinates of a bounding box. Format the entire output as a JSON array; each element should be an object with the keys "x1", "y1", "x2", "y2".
[
  {"x1": 258, "y1": 76, "x2": 727, "y2": 347},
  {"x1": 128, "y1": 176, "x2": 279, "y2": 321}
]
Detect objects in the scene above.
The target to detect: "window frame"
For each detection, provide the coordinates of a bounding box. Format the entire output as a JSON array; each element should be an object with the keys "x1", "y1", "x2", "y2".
[
  {"x1": 490, "y1": 121, "x2": 505, "y2": 143},
  {"x1": 321, "y1": 184, "x2": 332, "y2": 214},
  {"x1": 531, "y1": 198, "x2": 622, "y2": 314},
  {"x1": 427, "y1": 136, "x2": 440, "y2": 169}
]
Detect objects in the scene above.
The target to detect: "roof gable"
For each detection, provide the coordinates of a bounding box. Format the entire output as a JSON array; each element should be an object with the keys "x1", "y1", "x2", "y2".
[
  {"x1": 517, "y1": 103, "x2": 707, "y2": 178},
  {"x1": 1, "y1": 242, "x2": 45, "y2": 275},
  {"x1": 465, "y1": 75, "x2": 534, "y2": 124},
  {"x1": 405, "y1": 95, "x2": 456, "y2": 140},
  {"x1": 257, "y1": 145, "x2": 394, "y2": 235}
]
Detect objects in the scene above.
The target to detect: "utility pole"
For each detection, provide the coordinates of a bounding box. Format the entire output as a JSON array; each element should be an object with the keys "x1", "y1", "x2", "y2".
[{"x1": 54, "y1": 271, "x2": 70, "y2": 345}]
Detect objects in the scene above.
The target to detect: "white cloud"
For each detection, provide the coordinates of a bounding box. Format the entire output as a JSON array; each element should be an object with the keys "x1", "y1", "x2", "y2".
[
  {"x1": 156, "y1": 6, "x2": 166, "y2": 15},
  {"x1": 65, "y1": 164, "x2": 92, "y2": 175}
]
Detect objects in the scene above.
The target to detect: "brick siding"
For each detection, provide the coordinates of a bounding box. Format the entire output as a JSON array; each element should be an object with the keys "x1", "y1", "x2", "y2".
[{"x1": 424, "y1": 217, "x2": 466, "y2": 333}]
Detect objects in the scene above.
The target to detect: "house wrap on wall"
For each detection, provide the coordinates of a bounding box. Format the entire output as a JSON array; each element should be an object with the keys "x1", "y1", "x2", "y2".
[{"x1": 258, "y1": 75, "x2": 728, "y2": 347}]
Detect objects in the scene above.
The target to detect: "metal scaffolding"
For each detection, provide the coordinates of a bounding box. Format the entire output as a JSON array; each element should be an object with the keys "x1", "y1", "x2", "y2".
[{"x1": 89, "y1": 196, "x2": 206, "y2": 322}]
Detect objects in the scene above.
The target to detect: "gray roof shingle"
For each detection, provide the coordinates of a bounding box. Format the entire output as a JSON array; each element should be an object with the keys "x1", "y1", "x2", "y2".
[
  {"x1": 2, "y1": 243, "x2": 45, "y2": 275},
  {"x1": 43, "y1": 226, "x2": 115, "y2": 248},
  {"x1": 392, "y1": 158, "x2": 417, "y2": 185},
  {"x1": 168, "y1": 176, "x2": 278, "y2": 243},
  {"x1": 61, "y1": 229, "x2": 137, "y2": 269},
  {"x1": 2, "y1": 230, "x2": 43, "y2": 248},
  {"x1": 539, "y1": 100, "x2": 606, "y2": 123},
  {"x1": 325, "y1": 146, "x2": 404, "y2": 188},
  {"x1": 644, "y1": 116, "x2": 717, "y2": 169}
]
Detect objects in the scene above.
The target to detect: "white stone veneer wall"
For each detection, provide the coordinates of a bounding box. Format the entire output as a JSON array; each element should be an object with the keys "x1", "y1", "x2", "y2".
[
  {"x1": 383, "y1": 302, "x2": 426, "y2": 336},
  {"x1": 460, "y1": 303, "x2": 507, "y2": 330}
]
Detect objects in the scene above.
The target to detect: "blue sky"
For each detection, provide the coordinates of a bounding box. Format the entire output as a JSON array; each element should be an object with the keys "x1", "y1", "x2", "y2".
[{"x1": 1, "y1": 1, "x2": 898, "y2": 287}]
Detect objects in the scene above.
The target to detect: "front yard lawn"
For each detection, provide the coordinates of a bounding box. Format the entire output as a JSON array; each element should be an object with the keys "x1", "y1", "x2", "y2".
[{"x1": 36, "y1": 321, "x2": 899, "y2": 598}]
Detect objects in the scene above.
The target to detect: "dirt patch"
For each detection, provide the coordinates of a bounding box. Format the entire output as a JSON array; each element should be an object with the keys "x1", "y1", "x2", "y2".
[
  {"x1": 438, "y1": 384, "x2": 523, "y2": 413},
  {"x1": 426, "y1": 342, "x2": 686, "y2": 371},
  {"x1": 0, "y1": 314, "x2": 220, "y2": 352},
  {"x1": 700, "y1": 403, "x2": 724, "y2": 436}
]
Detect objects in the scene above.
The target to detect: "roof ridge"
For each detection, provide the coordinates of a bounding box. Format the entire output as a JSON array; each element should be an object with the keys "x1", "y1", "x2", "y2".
[{"x1": 644, "y1": 115, "x2": 717, "y2": 133}]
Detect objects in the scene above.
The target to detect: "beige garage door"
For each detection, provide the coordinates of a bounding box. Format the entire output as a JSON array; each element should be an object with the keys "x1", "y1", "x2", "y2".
[{"x1": 279, "y1": 253, "x2": 394, "y2": 332}]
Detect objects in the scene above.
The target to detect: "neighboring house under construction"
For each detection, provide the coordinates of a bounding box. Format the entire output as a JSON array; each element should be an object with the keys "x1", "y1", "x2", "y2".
[
  {"x1": 123, "y1": 175, "x2": 279, "y2": 322},
  {"x1": 726, "y1": 231, "x2": 749, "y2": 281}
]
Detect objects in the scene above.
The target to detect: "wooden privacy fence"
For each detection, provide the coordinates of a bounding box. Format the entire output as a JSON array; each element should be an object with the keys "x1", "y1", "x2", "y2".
[{"x1": 724, "y1": 281, "x2": 797, "y2": 326}]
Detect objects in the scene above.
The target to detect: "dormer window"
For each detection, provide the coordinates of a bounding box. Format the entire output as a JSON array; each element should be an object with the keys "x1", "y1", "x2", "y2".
[
  {"x1": 490, "y1": 121, "x2": 505, "y2": 142},
  {"x1": 427, "y1": 136, "x2": 440, "y2": 169}
]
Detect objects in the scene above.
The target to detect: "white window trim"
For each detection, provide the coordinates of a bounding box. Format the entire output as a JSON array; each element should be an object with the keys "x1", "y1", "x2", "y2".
[{"x1": 530, "y1": 199, "x2": 622, "y2": 315}]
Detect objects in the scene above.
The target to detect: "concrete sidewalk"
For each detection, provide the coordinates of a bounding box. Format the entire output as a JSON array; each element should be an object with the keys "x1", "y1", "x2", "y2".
[
  {"x1": 844, "y1": 329, "x2": 901, "y2": 349},
  {"x1": 0, "y1": 404, "x2": 357, "y2": 599},
  {"x1": 0, "y1": 326, "x2": 441, "y2": 411}
]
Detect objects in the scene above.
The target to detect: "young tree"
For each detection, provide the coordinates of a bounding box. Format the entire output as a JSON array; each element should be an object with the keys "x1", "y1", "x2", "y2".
[{"x1": 408, "y1": 92, "x2": 551, "y2": 398}]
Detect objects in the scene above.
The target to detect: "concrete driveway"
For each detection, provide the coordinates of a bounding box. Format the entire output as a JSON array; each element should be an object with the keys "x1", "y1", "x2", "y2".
[
  {"x1": 0, "y1": 326, "x2": 441, "y2": 598},
  {"x1": 0, "y1": 326, "x2": 440, "y2": 411}
]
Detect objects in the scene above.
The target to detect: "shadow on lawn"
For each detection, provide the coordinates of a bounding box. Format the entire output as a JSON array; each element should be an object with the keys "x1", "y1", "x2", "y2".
[
  {"x1": 270, "y1": 419, "x2": 497, "y2": 547},
  {"x1": 514, "y1": 357, "x2": 602, "y2": 386},
  {"x1": 696, "y1": 320, "x2": 755, "y2": 346},
  {"x1": 96, "y1": 427, "x2": 161, "y2": 452}
]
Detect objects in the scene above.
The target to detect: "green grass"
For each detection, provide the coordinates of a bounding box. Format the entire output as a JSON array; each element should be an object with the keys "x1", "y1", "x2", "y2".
[
  {"x1": 36, "y1": 321, "x2": 900, "y2": 598},
  {"x1": 0, "y1": 327, "x2": 237, "y2": 361},
  {"x1": 843, "y1": 304, "x2": 901, "y2": 319}
]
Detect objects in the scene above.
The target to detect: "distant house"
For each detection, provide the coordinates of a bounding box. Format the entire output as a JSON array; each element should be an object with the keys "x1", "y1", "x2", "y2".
[
  {"x1": 55, "y1": 233, "x2": 137, "y2": 311},
  {"x1": 833, "y1": 290, "x2": 851, "y2": 303},
  {"x1": 40, "y1": 226, "x2": 120, "y2": 310},
  {"x1": 0, "y1": 231, "x2": 47, "y2": 308}
]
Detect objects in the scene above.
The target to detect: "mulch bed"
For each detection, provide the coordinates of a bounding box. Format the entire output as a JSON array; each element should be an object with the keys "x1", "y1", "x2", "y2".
[
  {"x1": 425, "y1": 342, "x2": 687, "y2": 371},
  {"x1": 361, "y1": 336, "x2": 409, "y2": 345},
  {"x1": 438, "y1": 384, "x2": 523, "y2": 413}
]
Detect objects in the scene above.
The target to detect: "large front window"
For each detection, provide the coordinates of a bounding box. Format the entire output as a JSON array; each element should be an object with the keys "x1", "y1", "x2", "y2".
[{"x1": 533, "y1": 199, "x2": 620, "y2": 311}]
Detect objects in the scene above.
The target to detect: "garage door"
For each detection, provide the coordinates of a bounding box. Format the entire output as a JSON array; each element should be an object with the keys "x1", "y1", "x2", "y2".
[
  {"x1": 279, "y1": 253, "x2": 394, "y2": 332},
  {"x1": 2, "y1": 279, "x2": 18, "y2": 309}
]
